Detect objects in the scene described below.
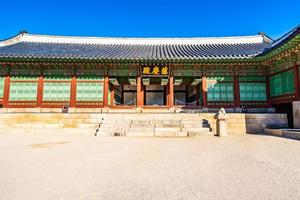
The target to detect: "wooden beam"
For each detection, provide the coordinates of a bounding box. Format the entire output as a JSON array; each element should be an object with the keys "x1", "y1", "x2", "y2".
[
  {"x1": 136, "y1": 76, "x2": 144, "y2": 107},
  {"x1": 37, "y1": 74, "x2": 44, "y2": 107},
  {"x1": 103, "y1": 75, "x2": 109, "y2": 107},
  {"x1": 70, "y1": 75, "x2": 77, "y2": 107},
  {"x1": 3, "y1": 74, "x2": 10, "y2": 108}
]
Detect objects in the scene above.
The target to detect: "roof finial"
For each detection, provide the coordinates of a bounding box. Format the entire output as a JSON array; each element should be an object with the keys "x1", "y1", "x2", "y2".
[
  {"x1": 19, "y1": 30, "x2": 28, "y2": 36},
  {"x1": 258, "y1": 32, "x2": 273, "y2": 43}
]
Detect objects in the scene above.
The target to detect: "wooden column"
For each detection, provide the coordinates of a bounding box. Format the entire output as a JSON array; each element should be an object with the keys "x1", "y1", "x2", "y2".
[
  {"x1": 70, "y1": 75, "x2": 77, "y2": 107},
  {"x1": 294, "y1": 65, "x2": 300, "y2": 100},
  {"x1": 37, "y1": 75, "x2": 44, "y2": 107},
  {"x1": 3, "y1": 74, "x2": 10, "y2": 108},
  {"x1": 168, "y1": 76, "x2": 174, "y2": 107},
  {"x1": 266, "y1": 75, "x2": 272, "y2": 107},
  {"x1": 103, "y1": 75, "x2": 109, "y2": 107},
  {"x1": 201, "y1": 76, "x2": 207, "y2": 108},
  {"x1": 234, "y1": 74, "x2": 241, "y2": 107},
  {"x1": 136, "y1": 76, "x2": 144, "y2": 107}
]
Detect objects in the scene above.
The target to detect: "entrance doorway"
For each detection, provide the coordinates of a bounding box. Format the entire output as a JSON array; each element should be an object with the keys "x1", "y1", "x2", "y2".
[{"x1": 144, "y1": 85, "x2": 166, "y2": 106}]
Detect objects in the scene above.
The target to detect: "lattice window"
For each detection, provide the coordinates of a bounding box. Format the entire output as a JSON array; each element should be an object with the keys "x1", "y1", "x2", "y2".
[
  {"x1": 0, "y1": 77, "x2": 4, "y2": 98},
  {"x1": 43, "y1": 82, "x2": 71, "y2": 101},
  {"x1": 9, "y1": 82, "x2": 38, "y2": 101},
  {"x1": 76, "y1": 82, "x2": 103, "y2": 101},
  {"x1": 207, "y1": 83, "x2": 233, "y2": 101},
  {"x1": 270, "y1": 70, "x2": 295, "y2": 97},
  {"x1": 239, "y1": 83, "x2": 266, "y2": 101}
]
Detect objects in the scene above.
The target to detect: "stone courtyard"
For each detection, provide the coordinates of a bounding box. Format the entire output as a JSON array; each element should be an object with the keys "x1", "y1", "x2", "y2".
[{"x1": 0, "y1": 134, "x2": 299, "y2": 200}]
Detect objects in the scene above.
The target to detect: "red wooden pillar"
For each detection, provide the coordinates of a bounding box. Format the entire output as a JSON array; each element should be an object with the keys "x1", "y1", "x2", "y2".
[
  {"x1": 103, "y1": 75, "x2": 109, "y2": 107},
  {"x1": 70, "y1": 75, "x2": 77, "y2": 107},
  {"x1": 136, "y1": 76, "x2": 144, "y2": 107},
  {"x1": 294, "y1": 65, "x2": 300, "y2": 100},
  {"x1": 266, "y1": 75, "x2": 272, "y2": 107},
  {"x1": 168, "y1": 76, "x2": 174, "y2": 107},
  {"x1": 3, "y1": 74, "x2": 10, "y2": 108},
  {"x1": 201, "y1": 76, "x2": 207, "y2": 108},
  {"x1": 37, "y1": 75, "x2": 44, "y2": 107},
  {"x1": 234, "y1": 74, "x2": 241, "y2": 107}
]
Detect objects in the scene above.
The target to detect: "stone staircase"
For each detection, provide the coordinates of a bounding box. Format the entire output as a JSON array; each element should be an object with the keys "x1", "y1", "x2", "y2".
[
  {"x1": 0, "y1": 113, "x2": 212, "y2": 137},
  {"x1": 96, "y1": 114, "x2": 212, "y2": 137}
]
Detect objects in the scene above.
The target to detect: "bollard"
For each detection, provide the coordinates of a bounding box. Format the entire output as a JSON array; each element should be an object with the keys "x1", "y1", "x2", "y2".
[{"x1": 215, "y1": 108, "x2": 229, "y2": 136}]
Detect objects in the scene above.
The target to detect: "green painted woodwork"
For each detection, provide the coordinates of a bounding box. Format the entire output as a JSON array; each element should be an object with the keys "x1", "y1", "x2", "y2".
[
  {"x1": 10, "y1": 76, "x2": 38, "y2": 81},
  {"x1": 270, "y1": 70, "x2": 295, "y2": 97},
  {"x1": 107, "y1": 87, "x2": 111, "y2": 106},
  {"x1": 44, "y1": 76, "x2": 71, "y2": 81},
  {"x1": 239, "y1": 83, "x2": 266, "y2": 101},
  {"x1": 239, "y1": 76, "x2": 266, "y2": 81},
  {"x1": 76, "y1": 82, "x2": 103, "y2": 101},
  {"x1": 0, "y1": 77, "x2": 5, "y2": 98},
  {"x1": 77, "y1": 76, "x2": 104, "y2": 81},
  {"x1": 108, "y1": 65, "x2": 137, "y2": 76},
  {"x1": 207, "y1": 82, "x2": 234, "y2": 102},
  {"x1": 207, "y1": 76, "x2": 233, "y2": 82},
  {"x1": 9, "y1": 82, "x2": 38, "y2": 101},
  {"x1": 43, "y1": 82, "x2": 71, "y2": 101},
  {"x1": 10, "y1": 64, "x2": 40, "y2": 76}
]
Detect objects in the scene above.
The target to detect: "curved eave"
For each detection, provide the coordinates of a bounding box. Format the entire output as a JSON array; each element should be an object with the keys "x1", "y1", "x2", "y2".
[
  {"x1": 256, "y1": 25, "x2": 300, "y2": 60},
  {"x1": 0, "y1": 55, "x2": 263, "y2": 65}
]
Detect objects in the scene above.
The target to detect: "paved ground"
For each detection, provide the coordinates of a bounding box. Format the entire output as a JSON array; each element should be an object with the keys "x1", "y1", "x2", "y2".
[{"x1": 0, "y1": 134, "x2": 299, "y2": 200}]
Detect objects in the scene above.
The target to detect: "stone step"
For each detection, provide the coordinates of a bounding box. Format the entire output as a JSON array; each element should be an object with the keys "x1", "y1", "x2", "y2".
[
  {"x1": 131, "y1": 120, "x2": 151, "y2": 125},
  {"x1": 126, "y1": 132, "x2": 155, "y2": 137},
  {"x1": 155, "y1": 131, "x2": 188, "y2": 137},
  {"x1": 182, "y1": 128, "x2": 211, "y2": 135},
  {"x1": 100, "y1": 123, "x2": 130, "y2": 128},
  {"x1": 182, "y1": 124, "x2": 207, "y2": 128},
  {"x1": 0, "y1": 128, "x2": 96, "y2": 135},
  {"x1": 128, "y1": 127, "x2": 154, "y2": 132},
  {"x1": 154, "y1": 127, "x2": 182, "y2": 132},
  {"x1": 154, "y1": 124, "x2": 182, "y2": 128}
]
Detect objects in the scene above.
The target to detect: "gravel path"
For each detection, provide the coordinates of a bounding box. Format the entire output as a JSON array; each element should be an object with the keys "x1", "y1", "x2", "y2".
[{"x1": 0, "y1": 134, "x2": 299, "y2": 200}]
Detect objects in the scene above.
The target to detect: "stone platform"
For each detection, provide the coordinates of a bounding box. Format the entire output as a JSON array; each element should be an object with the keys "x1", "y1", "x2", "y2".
[{"x1": 0, "y1": 108, "x2": 288, "y2": 136}]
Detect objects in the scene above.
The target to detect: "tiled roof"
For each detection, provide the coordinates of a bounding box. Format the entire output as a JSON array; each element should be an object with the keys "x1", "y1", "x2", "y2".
[
  {"x1": 0, "y1": 32, "x2": 273, "y2": 60},
  {"x1": 259, "y1": 25, "x2": 300, "y2": 55}
]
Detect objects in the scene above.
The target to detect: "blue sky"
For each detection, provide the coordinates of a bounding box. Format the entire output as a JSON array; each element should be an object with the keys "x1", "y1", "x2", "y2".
[{"x1": 0, "y1": 0, "x2": 299, "y2": 40}]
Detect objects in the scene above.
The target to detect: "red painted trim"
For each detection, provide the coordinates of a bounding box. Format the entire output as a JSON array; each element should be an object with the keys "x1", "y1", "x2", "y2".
[
  {"x1": 201, "y1": 76, "x2": 207, "y2": 107},
  {"x1": 294, "y1": 65, "x2": 300, "y2": 100},
  {"x1": 234, "y1": 75, "x2": 241, "y2": 107},
  {"x1": 3, "y1": 75, "x2": 10, "y2": 108},
  {"x1": 70, "y1": 75, "x2": 77, "y2": 107},
  {"x1": 103, "y1": 75, "x2": 109, "y2": 107},
  {"x1": 37, "y1": 75, "x2": 44, "y2": 107}
]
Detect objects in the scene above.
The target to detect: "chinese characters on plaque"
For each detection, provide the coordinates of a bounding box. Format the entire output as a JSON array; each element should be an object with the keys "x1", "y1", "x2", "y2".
[{"x1": 142, "y1": 65, "x2": 169, "y2": 76}]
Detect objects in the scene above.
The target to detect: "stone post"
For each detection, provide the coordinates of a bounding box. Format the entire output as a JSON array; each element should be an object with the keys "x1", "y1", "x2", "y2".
[{"x1": 215, "y1": 108, "x2": 229, "y2": 136}]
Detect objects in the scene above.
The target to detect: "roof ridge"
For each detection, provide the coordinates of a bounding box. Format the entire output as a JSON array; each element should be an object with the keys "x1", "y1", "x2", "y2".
[{"x1": 0, "y1": 32, "x2": 265, "y2": 47}]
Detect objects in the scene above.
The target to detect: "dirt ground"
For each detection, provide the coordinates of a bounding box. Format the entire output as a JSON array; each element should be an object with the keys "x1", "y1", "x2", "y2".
[{"x1": 0, "y1": 134, "x2": 299, "y2": 200}]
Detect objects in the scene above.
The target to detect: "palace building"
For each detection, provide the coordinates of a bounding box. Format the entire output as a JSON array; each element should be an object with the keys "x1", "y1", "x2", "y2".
[{"x1": 0, "y1": 26, "x2": 299, "y2": 126}]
